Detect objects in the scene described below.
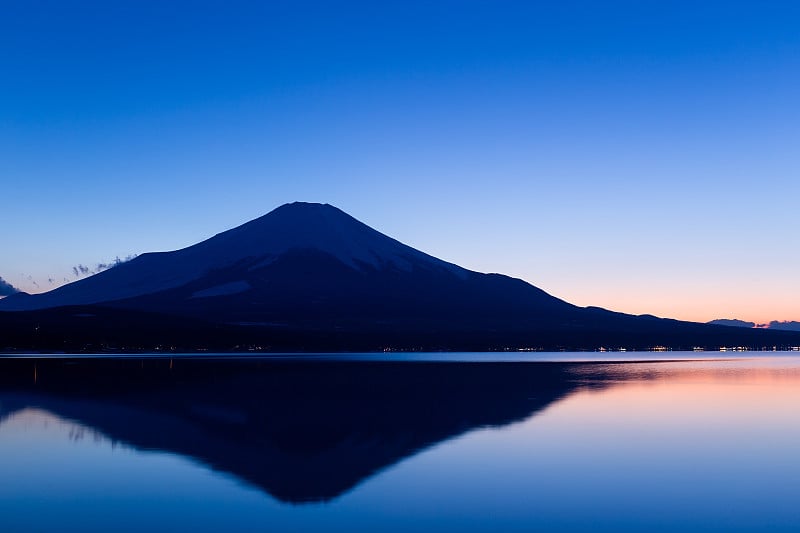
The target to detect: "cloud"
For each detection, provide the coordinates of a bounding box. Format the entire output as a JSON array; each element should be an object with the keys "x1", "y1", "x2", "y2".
[
  {"x1": 72, "y1": 254, "x2": 138, "y2": 278},
  {"x1": 72, "y1": 264, "x2": 91, "y2": 278},
  {"x1": 0, "y1": 276, "x2": 20, "y2": 296},
  {"x1": 96, "y1": 254, "x2": 137, "y2": 272}
]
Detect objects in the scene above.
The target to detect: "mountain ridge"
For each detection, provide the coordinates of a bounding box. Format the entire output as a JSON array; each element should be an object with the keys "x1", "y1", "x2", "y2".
[
  {"x1": 708, "y1": 318, "x2": 800, "y2": 332},
  {"x1": 2, "y1": 202, "x2": 800, "y2": 351}
]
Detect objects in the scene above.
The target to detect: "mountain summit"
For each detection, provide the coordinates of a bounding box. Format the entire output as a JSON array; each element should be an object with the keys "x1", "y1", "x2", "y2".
[
  {"x1": 3, "y1": 202, "x2": 800, "y2": 351},
  {"x1": 204, "y1": 202, "x2": 468, "y2": 275}
]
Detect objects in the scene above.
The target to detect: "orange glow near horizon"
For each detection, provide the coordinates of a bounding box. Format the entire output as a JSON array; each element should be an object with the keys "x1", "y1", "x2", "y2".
[{"x1": 544, "y1": 278, "x2": 799, "y2": 325}]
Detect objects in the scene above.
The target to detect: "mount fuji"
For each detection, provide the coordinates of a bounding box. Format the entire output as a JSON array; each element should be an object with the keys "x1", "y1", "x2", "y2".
[
  {"x1": 0, "y1": 202, "x2": 573, "y2": 319},
  {"x1": 2, "y1": 202, "x2": 800, "y2": 351}
]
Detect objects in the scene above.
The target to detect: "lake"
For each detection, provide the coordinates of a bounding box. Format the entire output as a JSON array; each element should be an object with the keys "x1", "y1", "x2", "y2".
[{"x1": 1, "y1": 353, "x2": 799, "y2": 531}]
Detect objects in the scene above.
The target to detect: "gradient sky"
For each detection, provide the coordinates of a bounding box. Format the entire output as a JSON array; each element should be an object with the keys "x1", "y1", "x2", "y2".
[{"x1": 1, "y1": 1, "x2": 798, "y2": 323}]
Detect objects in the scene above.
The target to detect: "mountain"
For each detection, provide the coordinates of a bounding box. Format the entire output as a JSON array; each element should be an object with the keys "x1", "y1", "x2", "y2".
[
  {"x1": 0, "y1": 202, "x2": 569, "y2": 317},
  {"x1": 767, "y1": 321, "x2": 800, "y2": 332},
  {"x1": 0, "y1": 202, "x2": 577, "y2": 328},
  {"x1": 708, "y1": 319, "x2": 800, "y2": 332},
  {"x1": 708, "y1": 319, "x2": 757, "y2": 328},
  {"x1": 2, "y1": 202, "x2": 800, "y2": 351}
]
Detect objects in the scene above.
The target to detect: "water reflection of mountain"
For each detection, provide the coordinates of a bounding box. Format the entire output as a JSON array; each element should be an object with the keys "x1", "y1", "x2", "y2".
[{"x1": 0, "y1": 358, "x2": 595, "y2": 503}]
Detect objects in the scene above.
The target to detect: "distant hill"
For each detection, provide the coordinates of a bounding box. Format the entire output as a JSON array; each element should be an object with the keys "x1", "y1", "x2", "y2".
[
  {"x1": 708, "y1": 319, "x2": 800, "y2": 332},
  {"x1": 708, "y1": 319, "x2": 756, "y2": 328},
  {"x1": 2, "y1": 202, "x2": 800, "y2": 352},
  {"x1": 766, "y1": 321, "x2": 800, "y2": 332}
]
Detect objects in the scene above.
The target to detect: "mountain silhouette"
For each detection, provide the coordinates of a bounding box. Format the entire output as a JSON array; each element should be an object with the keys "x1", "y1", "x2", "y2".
[
  {"x1": 707, "y1": 319, "x2": 757, "y2": 328},
  {"x1": 0, "y1": 203, "x2": 572, "y2": 319},
  {"x1": 708, "y1": 319, "x2": 800, "y2": 332},
  {"x1": 2, "y1": 202, "x2": 800, "y2": 351}
]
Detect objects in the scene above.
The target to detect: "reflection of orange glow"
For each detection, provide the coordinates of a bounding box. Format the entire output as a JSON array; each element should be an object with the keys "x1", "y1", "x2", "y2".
[
  {"x1": 572, "y1": 359, "x2": 800, "y2": 383},
  {"x1": 563, "y1": 359, "x2": 800, "y2": 427}
]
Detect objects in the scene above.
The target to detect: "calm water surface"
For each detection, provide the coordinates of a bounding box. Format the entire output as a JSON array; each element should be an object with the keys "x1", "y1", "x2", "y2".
[{"x1": 1, "y1": 353, "x2": 799, "y2": 532}]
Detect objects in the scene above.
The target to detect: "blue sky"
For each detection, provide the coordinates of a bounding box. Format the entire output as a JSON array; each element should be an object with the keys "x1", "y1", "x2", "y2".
[{"x1": 1, "y1": 1, "x2": 798, "y2": 322}]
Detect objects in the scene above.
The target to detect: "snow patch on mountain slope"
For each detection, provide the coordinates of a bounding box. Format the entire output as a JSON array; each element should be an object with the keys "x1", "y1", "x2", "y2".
[{"x1": 191, "y1": 281, "x2": 251, "y2": 299}]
